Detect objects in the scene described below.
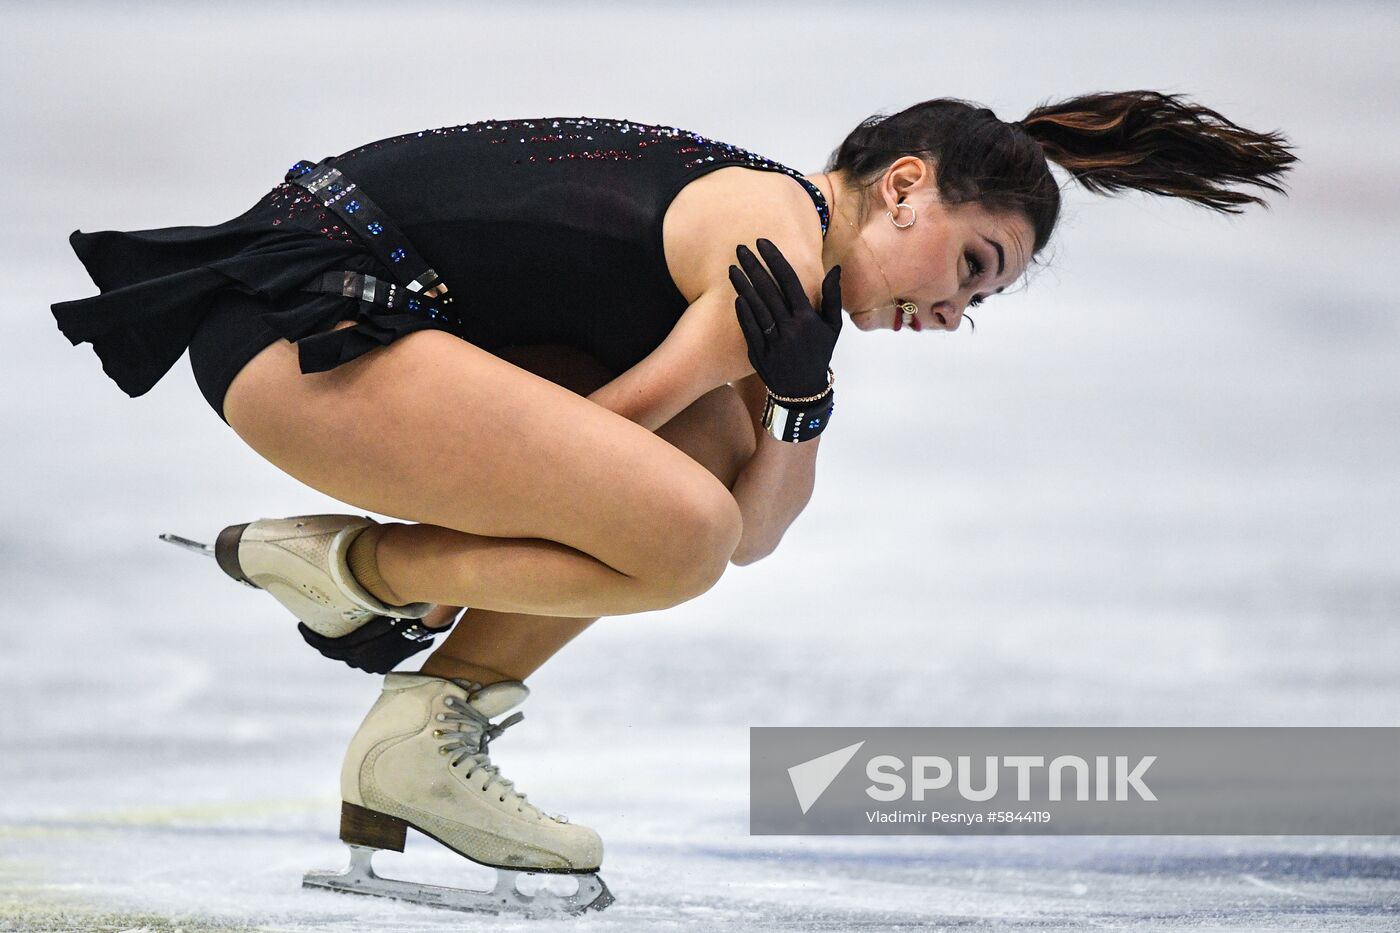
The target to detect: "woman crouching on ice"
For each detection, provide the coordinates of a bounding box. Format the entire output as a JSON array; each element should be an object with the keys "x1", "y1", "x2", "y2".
[{"x1": 52, "y1": 91, "x2": 1294, "y2": 913}]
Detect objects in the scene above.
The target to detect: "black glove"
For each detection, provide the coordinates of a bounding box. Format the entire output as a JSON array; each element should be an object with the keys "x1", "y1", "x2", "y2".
[
  {"x1": 297, "y1": 614, "x2": 454, "y2": 674},
  {"x1": 728, "y1": 239, "x2": 842, "y2": 399}
]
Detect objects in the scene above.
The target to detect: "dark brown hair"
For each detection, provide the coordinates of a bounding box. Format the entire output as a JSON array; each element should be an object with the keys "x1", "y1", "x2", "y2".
[{"x1": 824, "y1": 90, "x2": 1298, "y2": 256}]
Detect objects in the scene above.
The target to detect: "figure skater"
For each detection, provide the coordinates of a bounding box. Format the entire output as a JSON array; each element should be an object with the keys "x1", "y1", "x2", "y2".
[{"x1": 51, "y1": 92, "x2": 1295, "y2": 913}]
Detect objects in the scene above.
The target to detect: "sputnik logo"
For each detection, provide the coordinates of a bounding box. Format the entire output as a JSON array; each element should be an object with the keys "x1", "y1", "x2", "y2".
[{"x1": 788, "y1": 741, "x2": 865, "y2": 814}]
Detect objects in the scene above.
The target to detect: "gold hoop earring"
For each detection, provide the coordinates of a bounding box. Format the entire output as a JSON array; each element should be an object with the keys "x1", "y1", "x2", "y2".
[{"x1": 887, "y1": 203, "x2": 916, "y2": 229}]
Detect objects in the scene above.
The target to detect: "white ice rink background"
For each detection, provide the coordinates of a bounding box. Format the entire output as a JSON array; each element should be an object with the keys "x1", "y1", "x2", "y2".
[{"x1": 2, "y1": 1, "x2": 1398, "y2": 929}]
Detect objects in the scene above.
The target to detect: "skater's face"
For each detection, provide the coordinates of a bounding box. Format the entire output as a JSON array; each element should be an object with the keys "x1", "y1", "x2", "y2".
[{"x1": 835, "y1": 159, "x2": 1034, "y2": 334}]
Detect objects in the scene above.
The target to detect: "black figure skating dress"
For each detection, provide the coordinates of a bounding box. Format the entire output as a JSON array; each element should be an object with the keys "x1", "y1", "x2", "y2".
[{"x1": 51, "y1": 117, "x2": 831, "y2": 423}]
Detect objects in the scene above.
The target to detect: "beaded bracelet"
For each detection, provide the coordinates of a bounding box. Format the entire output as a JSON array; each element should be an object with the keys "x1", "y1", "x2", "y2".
[{"x1": 766, "y1": 367, "x2": 836, "y2": 405}]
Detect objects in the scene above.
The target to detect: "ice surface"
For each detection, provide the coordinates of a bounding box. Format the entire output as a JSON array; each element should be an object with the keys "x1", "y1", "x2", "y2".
[{"x1": 2, "y1": 1, "x2": 1399, "y2": 930}]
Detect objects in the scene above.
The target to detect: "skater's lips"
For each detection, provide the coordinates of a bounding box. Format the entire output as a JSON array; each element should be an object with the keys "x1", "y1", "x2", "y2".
[{"x1": 899, "y1": 307, "x2": 948, "y2": 332}]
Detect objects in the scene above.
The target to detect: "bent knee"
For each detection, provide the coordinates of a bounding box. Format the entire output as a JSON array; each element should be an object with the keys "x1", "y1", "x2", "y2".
[{"x1": 639, "y1": 485, "x2": 743, "y2": 606}]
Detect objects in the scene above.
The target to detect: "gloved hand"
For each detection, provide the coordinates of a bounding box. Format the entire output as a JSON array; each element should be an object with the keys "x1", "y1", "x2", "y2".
[
  {"x1": 728, "y1": 239, "x2": 842, "y2": 399},
  {"x1": 297, "y1": 614, "x2": 455, "y2": 674}
]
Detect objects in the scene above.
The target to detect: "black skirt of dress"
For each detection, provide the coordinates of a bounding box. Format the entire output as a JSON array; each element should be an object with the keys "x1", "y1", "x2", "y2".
[{"x1": 50, "y1": 182, "x2": 445, "y2": 401}]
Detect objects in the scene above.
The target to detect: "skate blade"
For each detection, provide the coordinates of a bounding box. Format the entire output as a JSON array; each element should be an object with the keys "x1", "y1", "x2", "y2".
[
  {"x1": 159, "y1": 530, "x2": 258, "y2": 589},
  {"x1": 302, "y1": 845, "x2": 613, "y2": 917},
  {"x1": 159, "y1": 533, "x2": 215, "y2": 557}
]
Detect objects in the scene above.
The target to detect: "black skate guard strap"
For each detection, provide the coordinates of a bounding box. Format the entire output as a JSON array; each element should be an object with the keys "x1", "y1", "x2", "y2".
[
  {"x1": 297, "y1": 616, "x2": 446, "y2": 675},
  {"x1": 285, "y1": 159, "x2": 446, "y2": 295}
]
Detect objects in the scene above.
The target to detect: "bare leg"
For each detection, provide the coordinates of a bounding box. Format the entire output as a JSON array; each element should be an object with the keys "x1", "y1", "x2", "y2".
[
  {"x1": 224, "y1": 327, "x2": 744, "y2": 619},
  {"x1": 419, "y1": 345, "x2": 757, "y2": 685}
]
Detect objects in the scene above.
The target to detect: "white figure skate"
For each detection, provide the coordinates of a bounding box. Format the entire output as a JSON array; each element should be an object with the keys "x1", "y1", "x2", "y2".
[
  {"x1": 160, "y1": 514, "x2": 433, "y2": 637},
  {"x1": 303, "y1": 674, "x2": 613, "y2": 915}
]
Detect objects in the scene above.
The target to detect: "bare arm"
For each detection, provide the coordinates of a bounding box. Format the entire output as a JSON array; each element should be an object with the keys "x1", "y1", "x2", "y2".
[{"x1": 727, "y1": 372, "x2": 819, "y2": 564}]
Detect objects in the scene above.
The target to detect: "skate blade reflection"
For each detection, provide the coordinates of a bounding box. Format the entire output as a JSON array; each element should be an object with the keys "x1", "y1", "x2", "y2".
[{"x1": 302, "y1": 844, "x2": 614, "y2": 917}]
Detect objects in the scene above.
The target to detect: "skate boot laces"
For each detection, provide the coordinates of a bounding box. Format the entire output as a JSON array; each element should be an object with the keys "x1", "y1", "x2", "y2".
[{"x1": 435, "y1": 692, "x2": 570, "y2": 824}]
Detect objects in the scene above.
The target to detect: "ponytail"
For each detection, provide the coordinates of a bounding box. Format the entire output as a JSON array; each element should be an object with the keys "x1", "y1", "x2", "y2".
[
  {"x1": 1018, "y1": 90, "x2": 1297, "y2": 214},
  {"x1": 826, "y1": 91, "x2": 1297, "y2": 255}
]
